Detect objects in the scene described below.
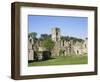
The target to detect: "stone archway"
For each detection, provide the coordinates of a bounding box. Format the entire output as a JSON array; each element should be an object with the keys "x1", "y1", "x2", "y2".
[{"x1": 77, "y1": 50, "x2": 79, "y2": 54}]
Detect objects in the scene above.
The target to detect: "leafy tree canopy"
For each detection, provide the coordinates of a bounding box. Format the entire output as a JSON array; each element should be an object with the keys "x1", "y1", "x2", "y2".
[
  {"x1": 61, "y1": 36, "x2": 84, "y2": 42},
  {"x1": 40, "y1": 34, "x2": 51, "y2": 40},
  {"x1": 42, "y1": 38, "x2": 55, "y2": 51},
  {"x1": 28, "y1": 32, "x2": 37, "y2": 39}
]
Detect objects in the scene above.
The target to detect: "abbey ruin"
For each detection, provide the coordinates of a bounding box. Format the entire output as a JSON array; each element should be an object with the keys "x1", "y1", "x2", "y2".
[{"x1": 28, "y1": 27, "x2": 87, "y2": 61}]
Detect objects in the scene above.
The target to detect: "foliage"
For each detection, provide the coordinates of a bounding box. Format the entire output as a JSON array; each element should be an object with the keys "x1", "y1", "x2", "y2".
[
  {"x1": 40, "y1": 34, "x2": 51, "y2": 40},
  {"x1": 61, "y1": 36, "x2": 84, "y2": 43},
  {"x1": 28, "y1": 32, "x2": 84, "y2": 43},
  {"x1": 61, "y1": 36, "x2": 70, "y2": 41},
  {"x1": 28, "y1": 32, "x2": 37, "y2": 39},
  {"x1": 42, "y1": 38, "x2": 55, "y2": 51},
  {"x1": 41, "y1": 34, "x2": 48, "y2": 39},
  {"x1": 42, "y1": 51, "x2": 51, "y2": 60}
]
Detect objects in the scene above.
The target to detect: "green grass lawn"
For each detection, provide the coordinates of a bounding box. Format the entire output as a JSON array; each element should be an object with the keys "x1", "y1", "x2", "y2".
[{"x1": 28, "y1": 55, "x2": 88, "y2": 66}]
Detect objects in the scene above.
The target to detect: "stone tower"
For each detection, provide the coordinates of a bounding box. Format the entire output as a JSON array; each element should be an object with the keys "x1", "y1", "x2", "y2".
[
  {"x1": 52, "y1": 27, "x2": 60, "y2": 42},
  {"x1": 51, "y1": 27, "x2": 61, "y2": 56}
]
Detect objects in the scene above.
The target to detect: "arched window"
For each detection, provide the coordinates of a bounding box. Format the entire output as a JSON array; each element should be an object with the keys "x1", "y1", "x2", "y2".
[
  {"x1": 85, "y1": 44, "x2": 86, "y2": 48},
  {"x1": 63, "y1": 40, "x2": 64, "y2": 46},
  {"x1": 30, "y1": 39, "x2": 32, "y2": 43},
  {"x1": 56, "y1": 31, "x2": 58, "y2": 36},
  {"x1": 77, "y1": 50, "x2": 79, "y2": 54},
  {"x1": 63, "y1": 50, "x2": 65, "y2": 54},
  {"x1": 32, "y1": 44, "x2": 34, "y2": 49}
]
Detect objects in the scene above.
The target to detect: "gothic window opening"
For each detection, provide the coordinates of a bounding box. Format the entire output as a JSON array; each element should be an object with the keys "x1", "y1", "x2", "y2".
[
  {"x1": 63, "y1": 40, "x2": 64, "y2": 46},
  {"x1": 32, "y1": 44, "x2": 34, "y2": 49},
  {"x1": 85, "y1": 44, "x2": 86, "y2": 48},
  {"x1": 63, "y1": 50, "x2": 65, "y2": 55},
  {"x1": 30, "y1": 39, "x2": 32, "y2": 43},
  {"x1": 77, "y1": 50, "x2": 79, "y2": 54},
  {"x1": 56, "y1": 31, "x2": 58, "y2": 36}
]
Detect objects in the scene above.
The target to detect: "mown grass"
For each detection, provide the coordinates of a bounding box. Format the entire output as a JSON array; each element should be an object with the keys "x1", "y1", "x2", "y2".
[{"x1": 28, "y1": 55, "x2": 88, "y2": 66}]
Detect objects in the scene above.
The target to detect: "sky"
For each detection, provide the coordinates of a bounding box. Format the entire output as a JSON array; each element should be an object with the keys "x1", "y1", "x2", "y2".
[{"x1": 28, "y1": 15, "x2": 88, "y2": 39}]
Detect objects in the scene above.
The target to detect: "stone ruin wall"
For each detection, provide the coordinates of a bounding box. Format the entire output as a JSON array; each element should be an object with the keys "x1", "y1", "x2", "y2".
[{"x1": 28, "y1": 27, "x2": 88, "y2": 60}]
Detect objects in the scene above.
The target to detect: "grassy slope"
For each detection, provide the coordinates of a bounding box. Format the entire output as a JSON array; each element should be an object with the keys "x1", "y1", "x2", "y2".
[{"x1": 28, "y1": 55, "x2": 88, "y2": 66}]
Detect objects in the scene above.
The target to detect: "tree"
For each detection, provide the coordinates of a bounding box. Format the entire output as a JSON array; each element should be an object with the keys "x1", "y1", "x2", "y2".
[
  {"x1": 40, "y1": 34, "x2": 51, "y2": 40},
  {"x1": 28, "y1": 32, "x2": 37, "y2": 39},
  {"x1": 42, "y1": 38, "x2": 55, "y2": 51},
  {"x1": 61, "y1": 36, "x2": 84, "y2": 43},
  {"x1": 61, "y1": 36, "x2": 70, "y2": 41},
  {"x1": 41, "y1": 34, "x2": 48, "y2": 39}
]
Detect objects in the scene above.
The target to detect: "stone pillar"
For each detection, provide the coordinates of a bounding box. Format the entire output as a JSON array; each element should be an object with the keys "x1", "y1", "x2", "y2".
[
  {"x1": 28, "y1": 49, "x2": 34, "y2": 60},
  {"x1": 52, "y1": 27, "x2": 60, "y2": 42}
]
